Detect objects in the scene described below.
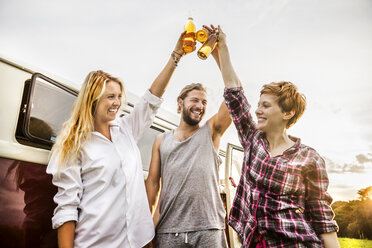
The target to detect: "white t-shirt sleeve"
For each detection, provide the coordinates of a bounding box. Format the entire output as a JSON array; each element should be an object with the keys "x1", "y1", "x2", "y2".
[
  {"x1": 120, "y1": 89, "x2": 163, "y2": 142},
  {"x1": 46, "y1": 151, "x2": 83, "y2": 229}
]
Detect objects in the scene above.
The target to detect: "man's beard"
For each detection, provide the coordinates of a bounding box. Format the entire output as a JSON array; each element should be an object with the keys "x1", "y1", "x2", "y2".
[{"x1": 182, "y1": 107, "x2": 203, "y2": 126}]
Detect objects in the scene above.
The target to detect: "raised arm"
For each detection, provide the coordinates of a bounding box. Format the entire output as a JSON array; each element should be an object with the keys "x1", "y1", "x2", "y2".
[
  {"x1": 211, "y1": 25, "x2": 242, "y2": 88},
  {"x1": 209, "y1": 25, "x2": 257, "y2": 148},
  {"x1": 208, "y1": 102, "x2": 232, "y2": 150},
  {"x1": 145, "y1": 134, "x2": 163, "y2": 215},
  {"x1": 149, "y1": 32, "x2": 185, "y2": 98}
]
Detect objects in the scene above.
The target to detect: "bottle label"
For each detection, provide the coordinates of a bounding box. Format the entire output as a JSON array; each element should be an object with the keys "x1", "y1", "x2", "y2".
[
  {"x1": 183, "y1": 32, "x2": 196, "y2": 53},
  {"x1": 197, "y1": 46, "x2": 212, "y2": 59}
]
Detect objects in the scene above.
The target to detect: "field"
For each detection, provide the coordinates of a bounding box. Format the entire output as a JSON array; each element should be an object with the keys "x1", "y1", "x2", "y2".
[{"x1": 339, "y1": 238, "x2": 372, "y2": 248}]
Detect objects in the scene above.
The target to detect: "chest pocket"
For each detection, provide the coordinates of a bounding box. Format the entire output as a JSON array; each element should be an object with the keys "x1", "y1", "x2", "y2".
[{"x1": 268, "y1": 160, "x2": 303, "y2": 196}]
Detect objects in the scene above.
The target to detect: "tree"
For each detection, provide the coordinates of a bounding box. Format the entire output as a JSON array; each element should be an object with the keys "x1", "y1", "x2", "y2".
[
  {"x1": 333, "y1": 201, "x2": 353, "y2": 237},
  {"x1": 358, "y1": 186, "x2": 372, "y2": 201},
  {"x1": 332, "y1": 186, "x2": 372, "y2": 239},
  {"x1": 357, "y1": 186, "x2": 372, "y2": 239}
]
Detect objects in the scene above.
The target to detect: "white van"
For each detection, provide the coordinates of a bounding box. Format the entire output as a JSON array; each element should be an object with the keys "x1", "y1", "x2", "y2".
[{"x1": 0, "y1": 56, "x2": 243, "y2": 247}]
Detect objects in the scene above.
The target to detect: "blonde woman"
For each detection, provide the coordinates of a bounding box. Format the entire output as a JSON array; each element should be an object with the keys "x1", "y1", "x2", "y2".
[{"x1": 47, "y1": 34, "x2": 186, "y2": 248}]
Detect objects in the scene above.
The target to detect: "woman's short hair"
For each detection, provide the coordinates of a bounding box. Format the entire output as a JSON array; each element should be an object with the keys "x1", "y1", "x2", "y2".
[
  {"x1": 177, "y1": 83, "x2": 206, "y2": 113},
  {"x1": 260, "y1": 81, "x2": 306, "y2": 128}
]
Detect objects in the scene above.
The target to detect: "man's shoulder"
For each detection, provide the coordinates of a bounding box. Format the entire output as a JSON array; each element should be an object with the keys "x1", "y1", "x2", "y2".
[
  {"x1": 154, "y1": 132, "x2": 166, "y2": 148},
  {"x1": 205, "y1": 120, "x2": 213, "y2": 132},
  {"x1": 156, "y1": 129, "x2": 174, "y2": 146}
]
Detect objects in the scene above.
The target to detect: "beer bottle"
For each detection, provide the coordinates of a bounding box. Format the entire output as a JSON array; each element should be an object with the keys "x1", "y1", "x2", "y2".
[
  {"x1": 196, "y1": 28, "x2": 209, "y2": 43},
  {"x1": 197, "y1": 33, "x2": 218, "y2": 60},
  {"x1": 182, "y1": 17, "x2": 196, "y2": 54}
]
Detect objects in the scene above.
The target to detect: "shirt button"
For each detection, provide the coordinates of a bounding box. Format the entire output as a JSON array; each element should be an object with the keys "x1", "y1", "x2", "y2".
[{"x1": 295, "y1": 208, "x2": 304, "y2": 214}]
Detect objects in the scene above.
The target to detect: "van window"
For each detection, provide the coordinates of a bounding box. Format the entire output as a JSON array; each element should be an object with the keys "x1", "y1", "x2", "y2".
[
  {"x1": 16, "y1": 73, "x2": 77, "y2": 149},
  {"x1": 223, "y1": 143, "x2": 244, "y2": 191},
  {"x1": 228, "y1": 145, "x2": 243, "y2": 187}
]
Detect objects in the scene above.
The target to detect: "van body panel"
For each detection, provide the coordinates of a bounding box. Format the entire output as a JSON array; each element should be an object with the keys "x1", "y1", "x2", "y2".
[
  {"x1": 0, "y1": 61, "x2": 30, "y2": 144},
  {"x1": 0, "y1": 141, "x2": 50, "y2": 164},
  {"x1": 0, "y1": 157, "x2": 58, "y2": 248}
]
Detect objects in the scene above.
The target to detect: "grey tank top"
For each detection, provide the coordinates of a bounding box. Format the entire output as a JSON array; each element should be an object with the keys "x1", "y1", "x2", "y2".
[{"x1": 156, "y1": 123, "x2": 226, "y2": 233}]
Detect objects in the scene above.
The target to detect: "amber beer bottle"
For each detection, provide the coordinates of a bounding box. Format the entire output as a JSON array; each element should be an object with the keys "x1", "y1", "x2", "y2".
[
  {"x1": 195, "y1": 28, "x2": 209, "y2": 43},
  {"x1": 182, "y1": 17, "x2": 196, "y2": 54},
  {"x1": 197, "y1": 32, "x2": 218, "y2": 60}
]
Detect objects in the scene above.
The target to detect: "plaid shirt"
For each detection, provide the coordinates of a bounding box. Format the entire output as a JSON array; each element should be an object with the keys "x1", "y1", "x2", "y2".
[{"x1": 224, "y1": 87, "x2": 338, "y2": 248}]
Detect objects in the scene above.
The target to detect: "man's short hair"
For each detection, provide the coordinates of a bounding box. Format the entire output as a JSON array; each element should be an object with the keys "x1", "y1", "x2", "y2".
[
  {"x1": 177, "y1": 83, "x2": 207, "y2": 113},
  {"x1": 260, "y1": 81, "x2": 306, "y2": 128}
]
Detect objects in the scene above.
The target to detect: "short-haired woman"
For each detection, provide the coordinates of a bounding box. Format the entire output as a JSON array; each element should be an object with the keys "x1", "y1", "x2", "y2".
[
  {"x1": 212, "y1": 25, "x2": 340, "y2": 247},
  {"x1": 47, "y1": 33, "x2": 186, "y2": 248}
]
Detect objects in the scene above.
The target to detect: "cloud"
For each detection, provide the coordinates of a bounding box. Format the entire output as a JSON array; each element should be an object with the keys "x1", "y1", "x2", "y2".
[
  {"x1": 331, "y1": 184, "x2": 352, "y2": 189},
  {"x1": 356, "y1": 153, "x2": 372, "y2": 164},
  {"x1": 325, "y1": 156, "x2": 371, "y2": 174}
]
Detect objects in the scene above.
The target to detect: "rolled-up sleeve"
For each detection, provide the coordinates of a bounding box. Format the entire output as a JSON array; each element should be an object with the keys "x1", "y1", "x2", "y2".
[
  {"x1": 121, "y1": 89, "x2": 163, "y2": 142},
  {"x1": 223, "y1": 87, "x2": 257, "y2": 149},
  {"x1": 46, "y1": 151, "x2": 83, "y2": 229},
  {"x1": 304, "y1": 151, "x2": 338, "y2": 234}
]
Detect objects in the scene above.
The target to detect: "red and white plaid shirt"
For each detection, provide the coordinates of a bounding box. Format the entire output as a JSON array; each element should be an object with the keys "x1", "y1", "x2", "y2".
[{"x1": 224, "y1": 87, "x2": 338, "y2": 248}]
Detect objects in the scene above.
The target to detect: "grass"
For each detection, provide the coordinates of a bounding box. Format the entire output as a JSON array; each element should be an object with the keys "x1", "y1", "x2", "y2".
[{"x1": 338, "y1": 238, "x2": 372, "y2": 248}]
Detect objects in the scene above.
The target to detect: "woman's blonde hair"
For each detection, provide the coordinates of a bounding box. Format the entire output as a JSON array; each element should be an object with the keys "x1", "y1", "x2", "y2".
[{"x1": 53, "y1": 70, "x2": 124, "y2": 169}]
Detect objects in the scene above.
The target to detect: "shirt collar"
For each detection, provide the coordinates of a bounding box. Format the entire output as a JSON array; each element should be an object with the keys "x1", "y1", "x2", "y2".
[
  {"x1": 110, "y1": 119, "x2": 120, "y2": 127},
  {"x1": 259, "y1": 133, "x2": 301, "y2": 156},
  {"x1": 285, "y1": 135, "x2": 301, "y2": 154},
  {"x1": 91, "y1": 120, "x2": 120, "y2": 141}
]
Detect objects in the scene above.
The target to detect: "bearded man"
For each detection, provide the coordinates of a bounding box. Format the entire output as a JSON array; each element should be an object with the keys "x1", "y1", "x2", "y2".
[{"x1": 145, "y1": 81, "x2": 232, "y2": 248}]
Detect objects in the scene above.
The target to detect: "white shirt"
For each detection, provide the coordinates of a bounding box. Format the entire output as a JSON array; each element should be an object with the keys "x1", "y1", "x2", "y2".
[{"x1": 47, "y1": 90, "x2": 162, "y2": 248}]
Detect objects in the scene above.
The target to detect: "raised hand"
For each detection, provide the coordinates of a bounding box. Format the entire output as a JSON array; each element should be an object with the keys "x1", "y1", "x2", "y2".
[
  {"x1": 173, "y1": 31, "x2": 187, "y2": 58},
  {"x1": 202, "y1": 24, "x2": 222, "y2": 67},
  {"x1": 216, "y1": 25, "x2": 226, "y2": 45},
  {"x1": 202, "y1": 24, "x2": 218, "y2": 35}
]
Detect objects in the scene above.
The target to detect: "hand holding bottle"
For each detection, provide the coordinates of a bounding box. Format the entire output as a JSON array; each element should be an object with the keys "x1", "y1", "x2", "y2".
[
  {"x1": 174, "y1": 31, "x2": 186, "y2": 55},
  {"x1": 202, "y1": 25, "x2": 227, "y2": 69},
  {"x1": 197, "y1": 25, "x2": 218, "y2": 60},
  {"x1": 204, "y1": 25, "x2": 227, "y2": 47},
  {"x1": 202, "y1": 24, "x2": 218, "y2": 35},
  {"x1": 171, "y1": 31, "x2": 187, "y2": 67}
]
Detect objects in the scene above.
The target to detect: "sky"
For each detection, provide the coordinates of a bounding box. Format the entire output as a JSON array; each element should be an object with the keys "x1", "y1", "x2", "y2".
[{"x1": 1, "y1": 0, "x2": 371, "y2": 202}]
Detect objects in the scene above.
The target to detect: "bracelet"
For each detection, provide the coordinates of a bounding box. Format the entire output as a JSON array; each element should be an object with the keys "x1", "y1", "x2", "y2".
[
  {"x1": 171, "y1": 51, "x2": 181, "y2": 67},
  {"x1": 173, "y1": 50, "x2": 183, "y2": 57}
]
